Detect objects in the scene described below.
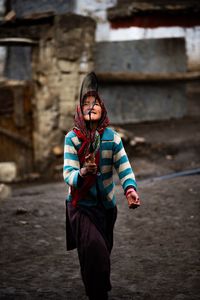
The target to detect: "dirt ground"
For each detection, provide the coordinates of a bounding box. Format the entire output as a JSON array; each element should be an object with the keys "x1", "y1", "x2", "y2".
[
  {"x1": 0, "y1": 116, "x2": 200, "y2": 300},
  {"x1": 119, "y1": 116, "x2": 200, "y2": 180}
]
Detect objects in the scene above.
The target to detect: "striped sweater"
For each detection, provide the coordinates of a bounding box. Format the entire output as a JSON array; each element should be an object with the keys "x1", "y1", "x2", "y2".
[{"x1": 63, "y1": 127, "x2": 137, "y2": 208}]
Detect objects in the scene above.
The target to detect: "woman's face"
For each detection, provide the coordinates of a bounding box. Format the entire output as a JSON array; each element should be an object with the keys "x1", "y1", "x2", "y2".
[{"x1": 82, "y1": 96, "x2": 102, "y2": 122}]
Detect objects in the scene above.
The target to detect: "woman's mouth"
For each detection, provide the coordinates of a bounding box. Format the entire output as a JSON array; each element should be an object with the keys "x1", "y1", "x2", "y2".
[{"x1": 87, "y1": 110, "x2": 96, "y2": 115}]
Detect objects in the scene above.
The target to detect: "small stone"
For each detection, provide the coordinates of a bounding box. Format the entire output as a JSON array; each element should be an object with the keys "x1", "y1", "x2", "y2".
[
  {"x1": 0, "y1": 184, "x2": 11, "y2": 200},
  {"x1": 18, "y1": 220, "x2": 28, "y2": 225},
  {"x1": 130, "y1": 139, "x2": 136, "y2": 146},
  {"x1": 134, "y1": 136, "x2": 146, "y2": 143},
  {"x1": 0, "y1": 162, "x2": 17, "y2": 183},
  {"x1": 189, "y1": 188, "x2": 197, "y2": 194},
  {"x1": 130, "y1": 136, "x2": 146, "y2": 146},
  {"x1": 34, "y1": 224, "x2": 42, "y2": 229},
  {"x1": 15, "y1": 207, "x2": 28, "y2": 215},
  {"x1": 166, "y1": 155, "x2": 173, "y2": 160}
]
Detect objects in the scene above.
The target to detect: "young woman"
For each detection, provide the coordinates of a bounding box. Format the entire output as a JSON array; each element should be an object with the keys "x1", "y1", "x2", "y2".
[{"x1": 63, "y1": 72, "x2": 140, "y2": 300}]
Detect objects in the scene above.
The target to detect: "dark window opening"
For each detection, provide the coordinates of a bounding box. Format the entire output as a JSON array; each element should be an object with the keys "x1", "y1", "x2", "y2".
[{"x1": 3, "y1": 45, "x2": 32, "y2": 80}]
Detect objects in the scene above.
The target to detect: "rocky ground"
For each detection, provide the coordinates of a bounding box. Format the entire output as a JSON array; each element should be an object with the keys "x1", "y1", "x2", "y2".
[{"x1": 0, "y1": 116, "x2": 200, "y2": 300}]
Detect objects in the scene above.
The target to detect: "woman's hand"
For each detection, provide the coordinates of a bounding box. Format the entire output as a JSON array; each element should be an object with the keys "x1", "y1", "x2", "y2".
[
  {"x1": 126, "y1": 189, "x2": 141, "y2": 209},
  {"x1": 80, "y1": 153, "x2": 97, "y2": 177}
]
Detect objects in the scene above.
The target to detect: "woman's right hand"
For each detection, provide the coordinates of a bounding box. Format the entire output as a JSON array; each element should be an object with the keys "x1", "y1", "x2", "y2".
[{"x1": 80, "y1": 153, "x2": 97, "y2": 177}]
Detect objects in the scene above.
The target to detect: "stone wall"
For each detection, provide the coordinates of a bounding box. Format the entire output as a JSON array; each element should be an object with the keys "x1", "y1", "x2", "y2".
[{"x1": 32, "y1": 14, "x2": 95, "y2": 171}]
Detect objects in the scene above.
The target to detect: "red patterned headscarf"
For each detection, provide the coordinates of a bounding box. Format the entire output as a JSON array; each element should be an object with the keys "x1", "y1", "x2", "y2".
[
  {"x1": 74, "y1": 91, "x2": 109, "y2": 135},
  {"x1": 71, "y1": 91, "x2": 109, "y2": 207},
  {"x1": 74, "y1": 90, "x2": 109, "y2": 158}
]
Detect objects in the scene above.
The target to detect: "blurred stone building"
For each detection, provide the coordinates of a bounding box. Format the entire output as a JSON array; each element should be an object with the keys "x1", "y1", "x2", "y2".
[
  {"x1": 94, "y1": 0, "x2": 200, "y2": 123},
  {"x1": 0, "y1": 0, "x2": 200, "y2": 180},
  {"x1": 0, "y1": 1, "x2": 96, "y2": 179}
]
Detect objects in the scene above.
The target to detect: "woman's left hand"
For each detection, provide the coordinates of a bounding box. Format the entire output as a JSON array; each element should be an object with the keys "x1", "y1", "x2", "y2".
[{"x1": 126, "y1": 190, "x2": 141, "y2": 209}]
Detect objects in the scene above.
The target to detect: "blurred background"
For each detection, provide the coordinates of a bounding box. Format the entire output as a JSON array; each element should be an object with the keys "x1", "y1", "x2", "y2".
[
  {"x1": 0, "y1": 0, "x2": 200, "y2": 184},
  {"x1": 0, "y1": 2, "x2": 200, "y2": 300}
]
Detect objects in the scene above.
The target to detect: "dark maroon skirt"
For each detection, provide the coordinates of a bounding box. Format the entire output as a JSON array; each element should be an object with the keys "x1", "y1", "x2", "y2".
[{"x1": 66, "y1": 200, "x2": 117, "y2": 297}]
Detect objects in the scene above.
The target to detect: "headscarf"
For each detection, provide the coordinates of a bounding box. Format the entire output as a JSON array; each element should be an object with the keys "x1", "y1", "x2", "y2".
[
  {"x1": 74, "y1": 90, "x2": 109, "y2": 157},
  {"x1": 71, "y1": 73, "x2": 109, "y2": 207}
]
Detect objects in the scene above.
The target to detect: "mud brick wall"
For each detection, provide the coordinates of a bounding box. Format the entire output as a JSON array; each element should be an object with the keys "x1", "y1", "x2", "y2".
[
  {"x1": 99, "y1": 82, "x2": 187, "y2": 123},
  {"x1": 95, "y1": 38, "x2": 188, "y2": 124},
  {"x1": 32, "y1": 14, "x2": 95, "y2": 170},
  {"x1": 95, "y1": 38, "x2": 187, "y2": 73}
]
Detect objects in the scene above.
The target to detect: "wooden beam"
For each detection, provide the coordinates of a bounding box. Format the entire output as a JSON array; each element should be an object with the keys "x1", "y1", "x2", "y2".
[
  {"x1": 0, "y1": 37, "x2": 38, "y2": 45},
  {"x1": 110, "y1": 14, "x2": 200, "y2": 29},
  {"x1": 97, "y1": 72, "x2": 200, "y2": 83},
  {"x1": 0, "y1": 17, "x2": 53, "y2": 40},
  {"x1": 108, "y1": 2, "x2": 200, "y2": 21},
  {"x1": 0, "y1": 79, "x2": 29, "y2": 87}
]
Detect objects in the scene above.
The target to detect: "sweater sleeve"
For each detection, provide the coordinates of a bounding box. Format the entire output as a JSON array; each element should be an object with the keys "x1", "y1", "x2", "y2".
[
  {"x1": 63, "y1": 134, "x2": 81, "y2": 188},
  {"x1": 113, "y1": 132, "x2": 137, "y2": 192}
]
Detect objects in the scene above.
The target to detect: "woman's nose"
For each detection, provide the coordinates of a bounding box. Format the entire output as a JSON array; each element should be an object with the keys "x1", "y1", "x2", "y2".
[{"x1": 88, "y1": 102, "x2": 96, "y2": 109}]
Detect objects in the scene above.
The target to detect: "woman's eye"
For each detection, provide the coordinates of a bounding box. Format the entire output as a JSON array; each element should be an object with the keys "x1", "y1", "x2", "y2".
[{"x1": 83, "y1": 101, "x2": 100, "y2": 107}]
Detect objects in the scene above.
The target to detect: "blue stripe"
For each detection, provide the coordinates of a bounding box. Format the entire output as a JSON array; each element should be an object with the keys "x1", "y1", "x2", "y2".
[
  {"x1": 122, "y1": 178, "x2": 137, "y2": 190},
  {"x1": 72, "y1": 171, "x2": 79, "y2": 187},
  {"x1": 104, "y1": 182, "x2": 114, "y2": 194},
  {"x1": 101, "y1": 171, "x2": 113, "y2": 180},
  {"x1": 114, "y1": 155, "x2": 128, "y2": 169},
  {"x1": 119, "y1": 168, "x2": 132, "y2": 180},
  {"x1": 66, "y1": 131, "x2": 76, "y2": 139},
  {"x1": 64, "y1": 167, "x2": 79, "y2": 177},
  {"x1": 65, "y1": 137, "x2": 74, "y2": 147},
  {"x1": 64, "y1": 152, "x2": 78, "y2": 160},
  {"x1": 76, "y1": 143, "x2": 81, "y2": 151},
  {"x1": 114, "y1": 140, "x2": 123, "y2": 153},
  {"x1": 101, "y1": 142, "x2": 113, "y2": 150},
  {"x1": 65, "y1": 134, "x2": 81, "y2": 150},
  {"x1": 64, "y1": 170, "x2": 79, "y2": 188},
  {"x1": 101, "y1": 127, "x2": 114, "y2": 141},
  {"x1": 101, "y1": 158, "x2": 112, "y2": 165}
]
